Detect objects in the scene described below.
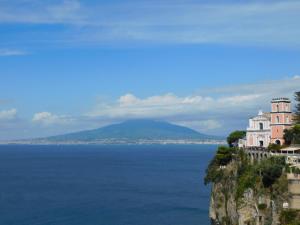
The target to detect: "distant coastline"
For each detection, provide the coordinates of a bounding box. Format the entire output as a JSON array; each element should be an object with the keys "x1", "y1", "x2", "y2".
[
  {"x1": 1, "y1": 119, "x2": 225, "y2": 146},
  {"x1": 0, "y1": 139, "x2": 226, "y2": 145}
]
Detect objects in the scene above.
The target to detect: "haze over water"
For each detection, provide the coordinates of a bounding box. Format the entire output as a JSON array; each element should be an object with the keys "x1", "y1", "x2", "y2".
[{"x1": 0, "y1": 144, "x2": 215, "y2": 225}]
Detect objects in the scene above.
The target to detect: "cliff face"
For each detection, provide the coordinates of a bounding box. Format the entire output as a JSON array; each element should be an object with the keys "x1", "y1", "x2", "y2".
[
  {"x1": 205, "y1": 148, "x2": 290, "y2": 225},
  {"x1": 209, "y1": 170, "x2": 285, "y2": 225}
]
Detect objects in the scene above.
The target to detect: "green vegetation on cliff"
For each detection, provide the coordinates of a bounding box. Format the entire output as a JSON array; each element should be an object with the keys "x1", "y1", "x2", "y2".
[
  {"x1": 205, "y1": 145, "x2": 291, "y2": 224},
  {"x1": 204, "y1": 146, "x2": 236, "y2": 185},
  {"x1": 205, "y1": 131, "x2": 294, "y2": 225},
  {"x1": 227, "y1": 130, "x2": 246, "y2": 147},
  {"x1": 205, "y1": 146, "x2": 287, "y2": 200},
  {"x1": 280, "y1": 209, "x2": 300, "y2": 225}
]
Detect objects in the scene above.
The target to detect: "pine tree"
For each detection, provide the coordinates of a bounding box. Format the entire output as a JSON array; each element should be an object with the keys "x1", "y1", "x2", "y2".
[{"x1": 295, "y1": 91, "x2": 300, "y2": 124}]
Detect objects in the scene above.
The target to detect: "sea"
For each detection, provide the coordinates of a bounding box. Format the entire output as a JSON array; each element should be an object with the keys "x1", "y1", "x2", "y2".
[{"x1": 0, "y1": 144, "x2": 217, "y2": 225}]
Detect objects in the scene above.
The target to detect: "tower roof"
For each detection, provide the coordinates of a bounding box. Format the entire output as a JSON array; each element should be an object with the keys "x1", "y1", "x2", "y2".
[{"x1": 271, "y1": 97, "x2": 291, "y2": 103}]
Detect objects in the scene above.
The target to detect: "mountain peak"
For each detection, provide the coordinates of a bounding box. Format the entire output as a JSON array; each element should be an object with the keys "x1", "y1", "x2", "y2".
[{"x1": 39, "y1": 119, "x2": 222, "y2": 143}]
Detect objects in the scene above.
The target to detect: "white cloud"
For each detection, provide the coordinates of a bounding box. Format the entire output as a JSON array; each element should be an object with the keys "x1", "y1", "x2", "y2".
[
  {"x1": 88, "y1": 92, "x2": 262, "y2": 119},
  {"x1": 0, "y1": 108, "x2": 17, "y2": 120},
  {"x1": 3, "y1": 75, "x2": 300, "y2": 139},
  {"x1": 87, "y1": 76, "x2": 300, "y2": 134},
  {"x1": 32, "y1": 111, "x2": 74, "y2": 126},
  {"x1": 219, "y1": 94, "x2": 261, "y2": 105},
  {"x1": 0, "y1": 49, "x2": 27, "y2": 56},
  {"x1": 119, "y1": 93, "x2": 139, "y2": 106},
  {"x1": 176, "y1": 120, "x2": 222, "y2": 132},
  {"x1": 293, "y1": 75, "x2": 300, "y2": 79}
]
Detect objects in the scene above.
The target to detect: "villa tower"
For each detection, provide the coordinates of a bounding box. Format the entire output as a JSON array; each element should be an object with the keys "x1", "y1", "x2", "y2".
[{"x1": 270, "y1": 98, "x2": 292, "y2": 145}]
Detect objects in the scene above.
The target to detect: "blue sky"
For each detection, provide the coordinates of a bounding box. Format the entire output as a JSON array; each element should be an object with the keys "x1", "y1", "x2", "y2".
[{"x1": 1, "y1": 0, "x2": 300, "y2": 140}]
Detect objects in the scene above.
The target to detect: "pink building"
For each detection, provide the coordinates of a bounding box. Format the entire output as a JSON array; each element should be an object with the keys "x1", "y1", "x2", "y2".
[
  {"x1": 246, "y1": 97, "x2": 293, "y2": 147},
  {"x1": 270, "y1": 98, "x2": 293, "y2": 145}
]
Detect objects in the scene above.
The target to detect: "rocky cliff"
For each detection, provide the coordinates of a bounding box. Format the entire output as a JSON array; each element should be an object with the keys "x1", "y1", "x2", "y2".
[{"x1": 204, "y1": 147, "x2": 299, "y2": 225}]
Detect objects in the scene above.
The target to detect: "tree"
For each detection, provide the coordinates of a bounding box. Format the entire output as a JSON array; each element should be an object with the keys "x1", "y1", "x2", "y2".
[
  {"x1": 284, "y1": 91, "x2": 300, "y2": 145},
  {"x1": 204, "y1": 146, "x2": 235, "y2": 185},
  {"x1": 216, "y1": 146, "x2": 234, "y2": 166},
  {"x1": 260, "y1": 156, "x2": 285, "y2": 188},
  {"x1": 294, "y1": 91, "x2": 300, "y2": 125},
  {"x1": 292, "y1": 124, "x2": 300, "y2": 144},
  {"x1": 284, "y1": 125, "x2": 300, "y2": 145},
  {"x1": 227, "y1": 130, "x2": 246, "y2": 147},
  {"x1": 280, "y1": 209, "x2": 300, "y2": 225},
  {"x1": 284, "y1": 128, "x2": 294, "y2": 145}
]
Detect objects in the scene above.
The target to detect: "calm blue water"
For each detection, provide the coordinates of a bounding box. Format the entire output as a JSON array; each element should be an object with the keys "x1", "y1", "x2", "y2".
[{"x1": 0, "y1": 144, "x2": 216, "y2": 225}]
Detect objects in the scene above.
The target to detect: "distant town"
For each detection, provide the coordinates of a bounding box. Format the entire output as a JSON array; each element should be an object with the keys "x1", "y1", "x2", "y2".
[{"x1": 0, "y1": 139, "x2": 226, "y2": 145}]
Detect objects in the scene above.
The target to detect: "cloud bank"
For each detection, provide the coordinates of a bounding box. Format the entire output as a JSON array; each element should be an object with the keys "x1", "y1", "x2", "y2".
[
  {"x1": 1, "y1": 76, "x2": 300, "y2": 140},
  {"x1": 85, "y1": 76, "x2": 300, "y2": 134},
  {"x1": 0, "y1": 108, "x2": 17, "y2": 120},
  {"x1": 32, "y1": 112, "x2": 74, "y2": 126}
]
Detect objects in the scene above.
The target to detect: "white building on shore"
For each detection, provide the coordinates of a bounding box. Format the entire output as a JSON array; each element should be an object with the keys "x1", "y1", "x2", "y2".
[{"x1": 246, "y1": 110, "x2": 271, "y2": 148}]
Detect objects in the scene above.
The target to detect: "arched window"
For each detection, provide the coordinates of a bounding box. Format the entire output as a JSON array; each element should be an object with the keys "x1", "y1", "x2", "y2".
[
  {"x1": 259, "y1": 141, "x2": 264, "y2": 147},
  {"x1": 276, "y1": 116, "x2": 280, "y2": 123},
  {"x1": 259, "y1": 123, "x2": 263, "y2": 130},
  {"x1": 276, "y1": 104, "x2": 279, "y2": 112},
  {"x1": 285, "y1": 104, "x2": 289, "y2": 111}
]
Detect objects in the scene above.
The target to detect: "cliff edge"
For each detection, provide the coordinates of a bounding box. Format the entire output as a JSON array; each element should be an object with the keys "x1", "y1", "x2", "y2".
[{"x1": 205, "y1": 146, "x2": 300, "y2": 225}]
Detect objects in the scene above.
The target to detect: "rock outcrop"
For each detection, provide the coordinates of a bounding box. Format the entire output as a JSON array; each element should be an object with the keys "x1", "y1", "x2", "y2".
[{"x1": 205, "y1": 148, "x2": 291, "y2": 225}]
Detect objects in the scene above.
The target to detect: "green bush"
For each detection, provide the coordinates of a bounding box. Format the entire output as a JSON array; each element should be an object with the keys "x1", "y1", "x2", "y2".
[
  {"x1": 236, "y1": 164, "x2": 257, "y2": 199},
  {"x1": 268, "y1": 143, "x2": 282, "y2": 151},
  {"x1": 284, "y1": 125, "x2": 300, "y2": 145},
  {"x1": 289, "y1": 167, "x2": 300, "y2": 174},
  {"x1": 258, "y1": 203, "x2": 267, "y2": 210},
  {"x1": 204, "y1": 146, "x2": 235, "y2": 185},
  {"x1": 227, "y1": 130, "x2": 246, "y2": 147},
  {"x1": 260, "y1": 156, "x2": 285, "y2": 188},
  {"x1": 280, "y1": 210, "x2": 300, "y2": 225},
  {"x1": 216, "y1": 146, "x2": 235, "y2": 166},
  {"x1": 293, "y1": 91, "x2": 300, "y2": 125},
  {"x1": 204, "y1": 158, "x2": 223, "y2": 185}
]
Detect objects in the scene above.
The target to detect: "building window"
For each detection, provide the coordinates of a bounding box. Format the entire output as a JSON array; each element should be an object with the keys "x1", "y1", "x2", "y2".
[
  {"x1": 276, "y1": 116, "x2": 280, "y2": 123},
  {"x1": 259, "y1": 123, "x2": 263, "y2": 130},
  {"x1": 276, "y1": 104, "x2": 279, "y2": 112},
  {"x1": 286, "y1": 117, "x2": 289, "y2": 123},
  {"x1": 285, "y1": 104, "x2": 289, "y2": 111}
]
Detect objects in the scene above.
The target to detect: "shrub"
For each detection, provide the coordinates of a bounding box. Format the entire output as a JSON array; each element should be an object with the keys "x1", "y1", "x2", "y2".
[
  {"x1": 260, "y1": 157, "x2": 286, "y2": 188},
  {"x1": 227, "y1": 130, "x2": 246, "y2": 147},
  {"x1": 294, "y1": 91, "x2": 300, "y2": 125},
  {"x1": 236, "y1": 164, "x2": 257, "y2": 199},
  {"x1": 204, "y1": 158, "x2": 223, "y2": 185},
  {"x1": 284, "y1": 125, "x2": 300, "y2": 145},
  {"x1": 216, "y1": 146, "x2": 234, "y2": 166},
  {"x1": 258, "y1": 203, "x2": 267, "y2": 210},
  {"x1": 204, "y1": 146, "x2": 235, "y2": 185},
  {"x1": 290, "y1": 167, "x2": 300, "y2": 175},
  {"x1": 268, "y1": 143, "x2": 282, "y2": 151},
  {"x1": 280, "y1": 209, "x2": 300, "y2": 225}
]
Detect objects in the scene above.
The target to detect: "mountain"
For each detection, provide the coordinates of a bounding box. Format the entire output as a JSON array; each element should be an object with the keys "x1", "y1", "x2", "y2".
[{"x1": 36, "y1": 119, "x2": 223, "y2": 143}]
